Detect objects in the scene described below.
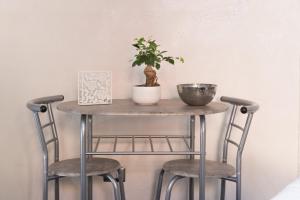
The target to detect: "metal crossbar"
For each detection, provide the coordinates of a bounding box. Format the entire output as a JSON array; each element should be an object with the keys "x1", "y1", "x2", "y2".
[
  {"x1": 113, "y1": 137, "x2": 117, "y2": 152},
  {"x1": 149, "y1": 136, "x2": 154, "y2": 152},
  {"x1": 166, "y1": 136, "x2": 173, "y2": 152},
  {"x1": 94, "y1": 137, "x2": 101, "y2": 152},
  {"x1": 41, "y1": 121, "x2": 54, "y2": 129},
  {"x1": 227, "y1": 139, "x2": 239, "y2": 147},
  {"x1": 182, "y1": 137, "x2": 191, "y2": 151},
  {"x1": 231, "y1": 123, "x2": 244, "y2": 131},
  {"x1": 46, "y1": 138, "x2": 57, "y2": 145},
  {"x1": 91, "y1": 135, "x2": 200, "y2": 155},
  {"x1": 132, "y1": 136, "x2": 135, "y2": 152}
]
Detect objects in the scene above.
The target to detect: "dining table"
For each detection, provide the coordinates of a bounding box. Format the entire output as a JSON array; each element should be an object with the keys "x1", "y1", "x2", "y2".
[{"x1": 57, "y1": 99, "x2": 228, "y2": 200}]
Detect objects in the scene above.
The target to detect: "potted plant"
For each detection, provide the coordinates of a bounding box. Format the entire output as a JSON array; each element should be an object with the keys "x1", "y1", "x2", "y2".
[{"x1": 131, "y1": 37, "x2": 184, "y2": 105}]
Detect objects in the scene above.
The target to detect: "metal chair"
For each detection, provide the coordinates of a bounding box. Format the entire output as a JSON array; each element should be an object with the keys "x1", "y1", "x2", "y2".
[
  {"x1": 155, "y1": 96, "x2": 259, "y2": 200},
  {"x1": 27, "y1": 95, "x2": 125, "y2": 200}
]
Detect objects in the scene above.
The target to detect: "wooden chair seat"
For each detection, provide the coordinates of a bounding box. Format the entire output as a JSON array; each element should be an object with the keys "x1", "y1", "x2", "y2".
[
  {"x1": 163, "y1": 159, "x2": 235, "y2": 178},
  {"x1": 49, "y1": 158, "x2": 121, "y2": 177}
]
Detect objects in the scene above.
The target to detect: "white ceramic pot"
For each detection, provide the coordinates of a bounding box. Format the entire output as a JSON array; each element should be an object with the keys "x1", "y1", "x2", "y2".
[{"x1": 132, "y1": 85, "x2": 161, "y2": 105}]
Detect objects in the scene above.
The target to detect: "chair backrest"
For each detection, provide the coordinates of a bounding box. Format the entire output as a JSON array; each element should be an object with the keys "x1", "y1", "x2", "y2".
[
  {"x1": 220, "y1": 96, "x2": 259, "y2": 171},
  {"x1": 27, "y1": 95, "x2": 64, "y2": 166}
]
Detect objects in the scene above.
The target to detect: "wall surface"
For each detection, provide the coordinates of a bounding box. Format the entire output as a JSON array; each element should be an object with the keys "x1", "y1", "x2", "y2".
[{"x1": 1, "y1": 0, "x2": 300, "y2": 200}]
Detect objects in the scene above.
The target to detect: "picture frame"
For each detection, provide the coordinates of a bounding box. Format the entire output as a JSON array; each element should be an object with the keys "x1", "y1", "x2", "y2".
[{"x1": 78, "y1": 71, "x2": 112, "y2": 105}]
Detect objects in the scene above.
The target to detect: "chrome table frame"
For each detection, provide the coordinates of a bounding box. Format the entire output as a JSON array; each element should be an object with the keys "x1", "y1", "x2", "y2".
[{"x1": 57, "y1": 99, "x2": 228, "y2": 200}]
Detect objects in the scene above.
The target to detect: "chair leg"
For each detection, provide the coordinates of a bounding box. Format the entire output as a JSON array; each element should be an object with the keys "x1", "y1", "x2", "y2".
[
  {"x1": 220, "y1": 179, "x2": 226, "y2": 200},
  {"x1": 236, "y1": 177, "x2": 241, "y2": 200},
  {"x1": 188, "y1": 178, "x2": 194, "y2": 200},
  {"x1": 155, "y1": 169, "x2": 165, "y2": 200},
  {"x1": 88, "y1": 176, "x2": 93, "y2": 200},
  {"x1": 43, "y1": 177, "x2": 48, "y2": 200},
  {"x1": 55, "y1": 178, "x2": 59, "y2": 200},
  {"x1": 105, "y1": 174, "x2": 121, "y2": 200},
  {"x1": 165, "y1": 175, "x2": 184, "y2": 200},
  {"x1": 118, "y1": 168, "x2": 126, "y2": 200}
]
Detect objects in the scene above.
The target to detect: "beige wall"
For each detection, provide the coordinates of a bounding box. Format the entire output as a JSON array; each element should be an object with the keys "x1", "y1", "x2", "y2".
[{"x1": 1, "y1": 0, "x2": 300, "y2": 199}]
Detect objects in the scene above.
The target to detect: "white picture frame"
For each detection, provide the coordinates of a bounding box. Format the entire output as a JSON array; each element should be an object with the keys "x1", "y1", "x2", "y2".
[{"x1": 78, "y1": 71, "x2": 112, "y2": 105}]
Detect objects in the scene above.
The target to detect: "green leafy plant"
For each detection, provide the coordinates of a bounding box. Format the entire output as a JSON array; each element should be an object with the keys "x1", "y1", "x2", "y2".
[{"x1": 132, "y1": 37, "x2": 184, "y2": 86}]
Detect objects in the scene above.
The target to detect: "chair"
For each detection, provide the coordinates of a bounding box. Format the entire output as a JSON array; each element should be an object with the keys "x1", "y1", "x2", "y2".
[
  {"x1": 27, "y1": 95, "x2": 125, "y2": 200},
  {"x1": 154, "y1": 96, "x2": 259, "y2": 200}
]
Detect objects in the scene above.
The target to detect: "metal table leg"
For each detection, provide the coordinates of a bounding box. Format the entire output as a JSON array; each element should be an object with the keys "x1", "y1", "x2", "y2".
[
  {"x1": 87, "y1": 115, "x2": 93, "y2": 200},
  {"x1": 189, "y1": 115, "x2": 195, "y2": 200},
  {"x1": 80, "y1": 114, "x2": 87, "y2": 200},
  {"x1": 199, "y1": 115, "x2": 206, "y2": 200}
]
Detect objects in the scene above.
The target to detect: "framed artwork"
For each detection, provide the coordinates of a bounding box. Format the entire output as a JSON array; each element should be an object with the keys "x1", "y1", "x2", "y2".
[{"x1": 78, "y1": 71, "x2": 112, "y2": 105}]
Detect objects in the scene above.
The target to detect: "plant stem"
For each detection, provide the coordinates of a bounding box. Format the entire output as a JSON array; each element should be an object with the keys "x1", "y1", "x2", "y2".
[{"x1": 144, "y1": 65, "x2": 158, "y2": 86}]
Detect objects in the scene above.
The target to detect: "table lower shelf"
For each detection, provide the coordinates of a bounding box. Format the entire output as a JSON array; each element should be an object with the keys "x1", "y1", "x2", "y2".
[{"x1": 90, "y1": 134, "x2": 201, "y2": 155}]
